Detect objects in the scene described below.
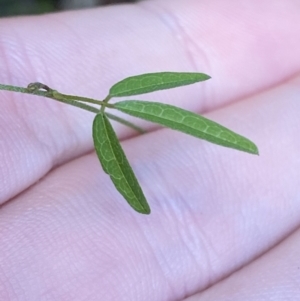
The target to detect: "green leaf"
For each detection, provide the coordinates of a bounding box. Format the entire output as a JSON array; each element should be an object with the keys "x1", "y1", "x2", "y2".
[
  {"x1": 109, "y1": 72, "x2": 211, "y2": 97},
  {"x1": 92, "y1": 112, "x2": 151, "y2": 214},
  {"x1": 115, "y1": 101, "x2": 259, "y2": 155},
  {"x1": 105, "y1": 112, "x2": 146, "y2": 134}
]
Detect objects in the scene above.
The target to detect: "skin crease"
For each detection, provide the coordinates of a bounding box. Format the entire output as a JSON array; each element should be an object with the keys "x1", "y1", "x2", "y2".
[{"x1": 0, "y1": 0, "x2": 300, "y2": 300}]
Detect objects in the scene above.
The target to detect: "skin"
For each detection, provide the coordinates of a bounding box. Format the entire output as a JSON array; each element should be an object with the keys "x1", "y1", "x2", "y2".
[{"x1": 0, "y1": 0, "x2": 300, "y2": 300}]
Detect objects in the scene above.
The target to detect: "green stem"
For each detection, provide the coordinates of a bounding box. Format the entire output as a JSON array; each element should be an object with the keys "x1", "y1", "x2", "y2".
[
  {"x1": 49, "y1": 94, "x2": 100, "y2": 113},
  {"x1": 0, "y1": 83, "x2": 146, "y2": 133},
  {"x1": 0, "y1": 83, "x2": 100, "y2": 114},
  {"x1": 0, "y1": 84, "x2": 37, "y2": 94},
  {"x1": 103, "y1": 95, "x2": 112, "y2": 103},
  {"x1": 106, "y1": 112, "x2": 146, "y2": 134},
  {"x1": 53, "y1": 91, "x2": 114, "y2": 108}
]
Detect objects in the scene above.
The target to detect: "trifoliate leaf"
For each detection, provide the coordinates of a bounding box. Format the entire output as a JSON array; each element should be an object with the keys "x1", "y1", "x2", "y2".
[
  {"x1": 115, "y1": 101, "x2": 259, "y2": 155},
  {"x1": 109, "y1": 72, "x2": 210, "y2": 97},
  {"x1": 93, "y1": 112, "x2": 151, "y2": 214}
]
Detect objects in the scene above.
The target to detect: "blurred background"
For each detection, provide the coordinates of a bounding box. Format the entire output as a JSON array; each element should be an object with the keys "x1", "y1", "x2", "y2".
[{"x1": 0, "y1": 0, "x2": 136, "y2": 17}]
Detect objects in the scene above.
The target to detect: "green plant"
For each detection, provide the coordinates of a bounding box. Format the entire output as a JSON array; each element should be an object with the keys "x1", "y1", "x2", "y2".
[{"x1": 0, "y1": 72, "x2": 258, "y2": 214}]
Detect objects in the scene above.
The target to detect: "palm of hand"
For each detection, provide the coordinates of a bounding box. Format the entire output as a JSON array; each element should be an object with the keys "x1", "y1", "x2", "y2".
[{"x1": 1, "y1": 1, "x2": 300, "y2": 300}]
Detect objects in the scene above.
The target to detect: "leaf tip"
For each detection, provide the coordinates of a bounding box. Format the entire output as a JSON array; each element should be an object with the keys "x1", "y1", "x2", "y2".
[
  {"x1": 197, "y1": 73, "x2": 211, "y2": 81},
  {"x1": 140, "y1": 202, "x2": 151, "y2": 214},
  {"x1": 135, "y1": 206, "x2": 151, "y2": 215},
  {"x1": 143, "y1": 208, "x2": 151, "y2": 215},
  {"x1": 249, "y1": 144, "x2": 259, "y2": 155}
]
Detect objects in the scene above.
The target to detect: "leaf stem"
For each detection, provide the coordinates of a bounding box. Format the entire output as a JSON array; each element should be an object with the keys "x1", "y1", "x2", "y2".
[
  {"x1": 52, "y1": 91, "x2": 114, "y2": 108},
  {"x1": 106, "y1": 112, "x2": 146, "y2": 134},
  {"x1": 0, "y1": 83, "x2": 100, "y2": 113},
  {"x1": 0, "y1": 83, "x2": 146, "y2": 133}
]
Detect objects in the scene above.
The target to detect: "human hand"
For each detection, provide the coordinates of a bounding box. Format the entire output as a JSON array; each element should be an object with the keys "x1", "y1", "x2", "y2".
[{"x1": 1, "y1": 0, "x2": 300, "y2": 300}]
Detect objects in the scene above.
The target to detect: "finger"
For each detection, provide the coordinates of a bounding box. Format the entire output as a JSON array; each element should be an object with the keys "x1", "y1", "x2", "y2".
[
  {"x1": 1, "y1": 0, "x2": 300, "y2": 205},
  {"x1": 143, "y1": 0, "x2": 300, "y2": 109},
  {"x1": 185, "y1": 227, "x2": 300, "y2": 301},
  {"x1": 1, "y1": 73, "x2": 300, "y2": 300}
]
